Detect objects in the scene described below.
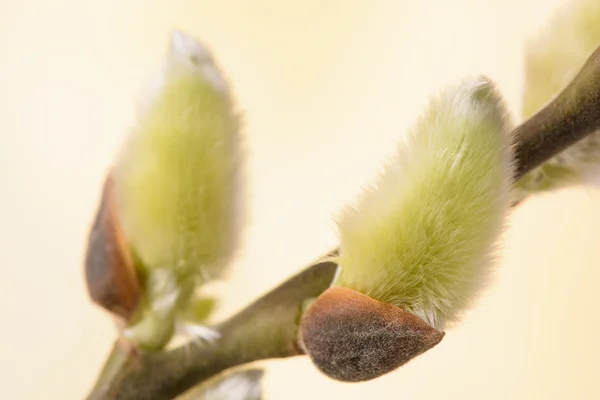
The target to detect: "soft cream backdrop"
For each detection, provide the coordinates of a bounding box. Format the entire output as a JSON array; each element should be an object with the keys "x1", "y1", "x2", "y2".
[{"x1": 2, "y1": 0, "x2": 600, "y2": 398}]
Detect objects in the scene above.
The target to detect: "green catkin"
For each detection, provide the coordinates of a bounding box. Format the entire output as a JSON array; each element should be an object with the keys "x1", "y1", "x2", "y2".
[
  {"x1": 113, "y1": 30, "x2": 243, "y2": 350},
  {"x1": 334, "y1": 77, "x2": 514, "y2": 330}
]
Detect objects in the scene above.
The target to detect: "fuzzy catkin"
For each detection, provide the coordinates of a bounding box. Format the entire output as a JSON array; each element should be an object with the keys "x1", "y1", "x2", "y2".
[
  {"x1": 111, "y1": 30, "x2": 243, "y2": 350},
  {"x1": 334, "y1": 76, "x2": 515, "y2": 330}
]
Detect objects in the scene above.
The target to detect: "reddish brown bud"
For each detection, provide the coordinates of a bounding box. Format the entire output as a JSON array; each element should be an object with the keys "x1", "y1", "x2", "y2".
[
  {"x1": 300, "y1": 287, "x2": 444, "y2": 382},
  {"x1": 84, "y1": 173, "x2": 141, "y2": 320}
]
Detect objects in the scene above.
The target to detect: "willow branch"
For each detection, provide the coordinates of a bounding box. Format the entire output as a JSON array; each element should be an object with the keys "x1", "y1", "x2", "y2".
[
  {"x1": 514, "y1": 46, "x2": 600, "y2": 178},
  {"x1": 88, "y1": 259, "x2": 338, "y2": 399},
  {"x1": 87, "y1": 45, "x2": 600, "y2": 400}
]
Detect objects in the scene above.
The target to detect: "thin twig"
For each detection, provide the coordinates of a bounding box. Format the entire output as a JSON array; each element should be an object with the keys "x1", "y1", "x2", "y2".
[
  {"x1": 514, "y1": 46, "x2": 600, "y2": 178},
  {"x1": 88, "y1": 260, "x2": 337, "y2": 400}
]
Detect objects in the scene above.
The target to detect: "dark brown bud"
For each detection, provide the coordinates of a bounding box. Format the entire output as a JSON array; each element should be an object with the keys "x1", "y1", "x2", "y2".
[
  {"x1": 84, "y1": 173, "x2": 141, "y2": 320},
  {"x1": 299, "y1": 287, "x2": 445, "y2": 382}
]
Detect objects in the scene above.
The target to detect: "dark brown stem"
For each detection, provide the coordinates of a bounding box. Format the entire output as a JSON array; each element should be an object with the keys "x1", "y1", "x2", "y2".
[{"x1": 514, "y1": 46, "x2": 600, "y2": 178}]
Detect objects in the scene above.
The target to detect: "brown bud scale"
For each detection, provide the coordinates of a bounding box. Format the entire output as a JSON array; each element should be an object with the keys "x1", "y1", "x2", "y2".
[
  {"x1": 84, "y1": 173, "x2": 141, "y2": 320},
  {"x1": 300, "y1": 287, "x2": 444, "y2": 382}
]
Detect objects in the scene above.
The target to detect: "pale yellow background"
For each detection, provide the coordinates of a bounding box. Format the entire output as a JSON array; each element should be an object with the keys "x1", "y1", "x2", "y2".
[{"x1": 2, "y1": 0, "x2": 600, "y2": 398}]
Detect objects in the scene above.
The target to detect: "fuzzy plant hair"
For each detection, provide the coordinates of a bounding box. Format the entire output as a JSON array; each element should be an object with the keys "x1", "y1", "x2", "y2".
[
  {"x1": 106, "y1": 29, "x2": 244, "y2": 350},
  {"x1": 516, "y1": 0, "x2": 600, "y2": 197},
  {"x1": 186, "y1": 369, "x2": 264, "y2": 400},
  {"x1": 333, "y1": 76, "x2": 515, "y2": 330}
]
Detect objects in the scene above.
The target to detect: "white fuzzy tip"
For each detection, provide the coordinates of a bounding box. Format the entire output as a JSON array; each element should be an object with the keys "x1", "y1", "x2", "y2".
[
  {"x1": 169, "y1": 29, "x2": 213, "y2": 63},
  {"x1": 200, "y1": 371, "x2": 263, "y2": 400},
  {"x1": 167, "y1": 28, "x2": 227, "y2": 93}
]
